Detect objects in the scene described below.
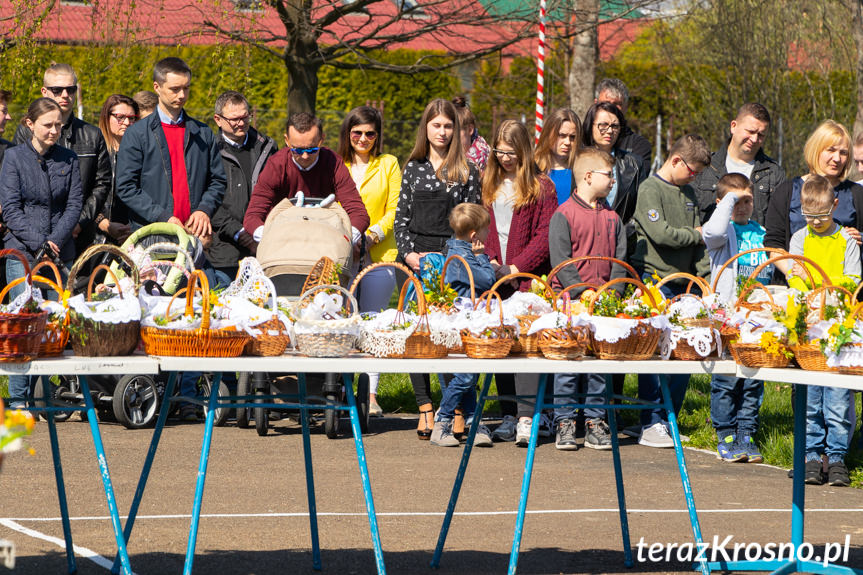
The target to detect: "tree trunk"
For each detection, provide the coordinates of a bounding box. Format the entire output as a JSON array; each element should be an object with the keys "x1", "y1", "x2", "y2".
[
  {"x1": 853, "y1": 0, "x2": 863, "y2": 137},
  {"x1": 285, "y1": 56, "x2": 321, "y2": 116},
  {"x1": 568, "y1": 0, "x2": 599, "y2": 118}
]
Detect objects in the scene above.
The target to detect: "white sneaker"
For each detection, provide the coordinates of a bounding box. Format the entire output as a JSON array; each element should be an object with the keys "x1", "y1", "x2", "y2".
[
  {"x1": 492, "y1": 415, "x2": 517, "y2": 442},
  {"x1": 639, "y1": 422, "x2": 674, "y2": 448},
  {"x1": 473, "y1": 424, "x2": 494, "y2": 447},
  {"x1": 515, "y1": 419, "x2": 532, "y2": 447}
]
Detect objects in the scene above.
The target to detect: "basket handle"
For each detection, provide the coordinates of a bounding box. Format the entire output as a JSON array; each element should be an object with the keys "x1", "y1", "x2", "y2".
[
  {"x1": 86, "y1": 264, "x2": 124, "y2": 302},
  {"x1": 655, "y1": 272, "x2": 711, "y2": 295},
  {"x1": 488, "y1": 272, "x2": 557, "y2": 311},
  {"x1": 298, "y1": 283, "x2": 360, "y2": 318},
  {"x1": 164, "y1": 269, "x2": 211, "y2": 330},
  {"x1": 710, "y1": 248, "x2": 786, "y2": 294},
  {"x1": 31, "y1": 260, "x2": 64, "y2": 290},
  {"x1": 395, "y1": 272, "x2": 428, "y2": 316},
  {"x1": 559, "y1": 282, "x2": 601, "y2": 298},
  {"x1": 751, "y1": 253, "x2": 829, "y2": 289},
  {"x1": 853, "y1": 281, "x2": 863, "y2": 302},
  {"x1": 440, "y1": 254, "x2": 476, "y2": 305},
  {"x1": 587, "y1": 277, "x2": 656, "y2": 315},
  {"x1": 805, "y1": 284, "x2": 854, "y2": 320},
  {"x1": 734, "y1": 281, "x2": 776, "y2": 311},
  {"x1": 477, "y1": 289, "x2": 507, "y2": 326},
  {"x1": 349, "y1": 260, "x2": 417, "y2": 300},
  {"x1": 0, "y1": 248, "x2": 34, "y2": 304},
  {"x1": 547, "y1": 256, "x2": 638, "y2": 288},
  {"x1": 302, "y1": 256, "x2": 338, "y2": 294},
  {"x1": 67, "y1": 244, "x2": 140, "y2": 295}
]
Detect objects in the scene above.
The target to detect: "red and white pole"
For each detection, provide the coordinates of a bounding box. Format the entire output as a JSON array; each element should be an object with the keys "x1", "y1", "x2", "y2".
[{"x1": 535, "y1": 0, "x2": 546, "y2": 144}]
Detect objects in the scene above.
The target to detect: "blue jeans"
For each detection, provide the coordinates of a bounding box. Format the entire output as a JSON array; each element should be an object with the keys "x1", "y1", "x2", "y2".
[
  {"x1": 357, "y1": 266, "x2": 396, "y2": 313},
  {"x1": 6, "y1": 257, "x2": 70, "y2": 407},
  {"x1": 637, "y1": 274, "x2": 690, "y2": 428},
  {"x1": 553, "y1": 372, "x2": 606, "y2": 423},
  {"x1": 805, "y1": 385, "x2": 852, "y2": 463},
  {"x1": 437, "y1": 372, "x2": 478, "y2": 424},
  {"x1": 710, "y1": 375, "x2": 763, "y2": 435}
]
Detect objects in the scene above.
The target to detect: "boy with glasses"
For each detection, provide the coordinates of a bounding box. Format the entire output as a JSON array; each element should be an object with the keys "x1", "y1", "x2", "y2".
[
  {"x1": 784, "y1": 175, "x2": 860, "y2": 486},
  {"x1": 630, "y1": 134, "x2": 711, "y2": 448},
  {"x1": 14, "y1": 63, "x2": 112, "y2": 255}
]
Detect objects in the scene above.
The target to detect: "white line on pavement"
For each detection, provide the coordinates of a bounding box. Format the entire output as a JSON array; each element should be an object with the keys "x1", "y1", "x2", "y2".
[
  {"x1": 2, "y1": 508, "x2": 863, "y2": 522},
  {"x1": 0, "y1": 519, "x2": 137, "y2": 575}
]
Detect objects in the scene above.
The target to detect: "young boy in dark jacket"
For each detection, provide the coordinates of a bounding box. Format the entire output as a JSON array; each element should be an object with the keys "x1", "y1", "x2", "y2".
[
  {"x1": 430, "y1": 203, "x2": 496, "y2": 447},
  {"x1": 548, "y1": 147, "x2": 629, "y2": 450}
]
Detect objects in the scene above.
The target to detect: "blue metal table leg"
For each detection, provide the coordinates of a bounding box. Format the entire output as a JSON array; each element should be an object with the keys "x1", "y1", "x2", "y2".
[
  {"x1": 659, "y1": 376, "x2": 708, "y2": 575},
  {"x1": 507, "y1": 373, "x2": 548, "y2": 575},
  {"x1": 604, "y1": 374, "x2": 632, "y2": 568},
  {"x1": 342, "y1": 373, "x2": 385, "y2": 575},
  {"x1": 42, "y1": 376, "x2": 77, "y2": 575},
  {"x1": 298, "y1": 373, "x2": 322, "y2": 571},
  {"x1": 183, "y1": 372, "x2": 223, "y2": 575},
  {"x1": 111, "y1": 372, "x2": 177, "y2": 574},
  {"x1": 790, "y1": 383, "x2": 807, "y2": 552},
  {"x1": 431, "y1": 373, "x2": 491, "y2": 569}
]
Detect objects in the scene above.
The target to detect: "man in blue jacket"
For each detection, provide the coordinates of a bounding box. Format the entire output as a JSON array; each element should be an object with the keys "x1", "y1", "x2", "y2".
[{"x1": 115, "y1": 57, "x2": 226, "y2": 239}]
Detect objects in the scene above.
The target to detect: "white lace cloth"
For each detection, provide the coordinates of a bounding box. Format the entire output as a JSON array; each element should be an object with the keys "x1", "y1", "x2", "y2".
[
  {"x1": 502, "y1": 292, "x2": 553, "y2": 316},
  {"x1": 660, "y1": 326, "x2": 721, "y2": 359},
  {"x1": 588, "y1": 315, "x2": 670, "y2": 343},
  {"x1": 444, "y1": 299, "x2": 519, "y2": 335},
  {"x1": 526, "y1": 312, "x2": 589, "y2": 336},
  {"x1": 293, "y1": 291, "x2": 361, "y2": 336},
  {"x1": 68, "y1": 292, "x2": 141, "y2": 324}
]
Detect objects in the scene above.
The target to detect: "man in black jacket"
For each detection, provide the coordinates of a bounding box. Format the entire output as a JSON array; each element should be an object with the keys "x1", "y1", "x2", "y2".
[
  {"x1": 14, "y1": 63, "x2": 112, "y2": 254},
  {"x1": 693, "y1": 102, "x2": 785, "y2": 225},
  {"x1": 595, "y1": 78, "x2": 652, "y2": 177},
  {"x1": 208, "y1": 90, "x2": 276, "y2": 281}
]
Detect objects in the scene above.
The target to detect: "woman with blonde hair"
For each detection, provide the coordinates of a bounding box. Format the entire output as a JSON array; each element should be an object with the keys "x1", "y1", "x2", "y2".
[
  {"x1": 395, "y1": 97, "x2": 481, "y2": 439},
  {"x1": 534, "y1": 108, "x2": 581, "y2": 205},
  {"x1": 765, "y1": 119, "x2": 863, "y2": 258},
  {"x1": 482, "y1": 119, "x2": 557, "y2": 444}
]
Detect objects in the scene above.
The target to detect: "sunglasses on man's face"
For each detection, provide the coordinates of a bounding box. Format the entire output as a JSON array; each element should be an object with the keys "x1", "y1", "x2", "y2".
[
  {"x1": 291, "y1": 146, "x2": 320, "y2": 155},
  {"x1": 46, "y1": 86, "x2": 77, "y2": 97}
]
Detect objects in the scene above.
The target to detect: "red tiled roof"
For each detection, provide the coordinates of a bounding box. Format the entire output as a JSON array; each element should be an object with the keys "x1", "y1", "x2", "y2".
[{"x1": 1, "y1": 0, "x2": 645, "y2": 60}]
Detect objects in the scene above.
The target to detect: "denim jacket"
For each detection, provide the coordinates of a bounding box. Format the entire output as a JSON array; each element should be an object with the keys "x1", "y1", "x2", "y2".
[{"x1": 443, "y1": 238, "x2": 496, "y2": 297}]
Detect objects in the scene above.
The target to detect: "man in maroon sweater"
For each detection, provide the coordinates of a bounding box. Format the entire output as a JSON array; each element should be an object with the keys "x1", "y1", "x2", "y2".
[{"x1": 243, "y1": 113, "x2": 369, "y2": 243}]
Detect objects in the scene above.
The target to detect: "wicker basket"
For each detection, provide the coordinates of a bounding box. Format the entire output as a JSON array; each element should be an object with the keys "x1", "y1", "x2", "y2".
[
  {"x1": 667, "y1": 294, "x2": 720, "y2": 361},
  {"x1": 792, "y1": 343, "x2": 832, "y2": 371},
  {"x1": 302, "y1": 257, "x2": 340, "y2": 293},
  {"x1": 837, "y1": 342, "x2": 863, "y2": 375},
  {"x1": 461, "y1": 291, "x2": 515, "y2": 359},
  {"x1": 729, "y1": 342, "x2": 791, "y2": 368},
  {"x1": 141, "y1": 269, "x2": 251, "y2": 357},
  {"x1": 0, "y1": 249, "x2": 49, "y2": 362},
  {"x1": 538, "y1": 326, "x2": 591, "y2": 360},
  {"x1": 66, "y1": 245, "x2": 141, "y2": 357},
  {"x1": 293, "y1": 284, "x2": 360, "y2": 357},
  {"x1": 587, "y1": 277, "x2": 663, "y2": 360},
  {"x1": 351, "y1": 261, "x2": 448, "y2": 359},
  {"x1": 245, "y1": 317, "x2": 291, "y2": 356},
  {"x1": 487, "y1": 271, "x2": 556, "y2": 357},
  {"x1": 3, "y1": 260, "x2": 70, "y2": 357}
]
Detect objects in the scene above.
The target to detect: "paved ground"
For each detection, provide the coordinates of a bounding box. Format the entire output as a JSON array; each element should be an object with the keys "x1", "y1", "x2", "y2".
[{"x1": 1, "y1": 413, "x2": 862, "y2": 575}]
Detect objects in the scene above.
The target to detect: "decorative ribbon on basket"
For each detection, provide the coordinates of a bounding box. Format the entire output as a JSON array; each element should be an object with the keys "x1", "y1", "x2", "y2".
[
  {"x1": 793, "y1": 285, "x2": 854, "y2": 372},
  {"x1": 587, "y1": 277, "x2": 667, "y2": 360},
  {"x1": 65, "y1": 244, "x2": 141, "y2": 356},
  {"x1": 488, "y1": 271, "x2": 556, "y2": 357},
  {"x1": 460, "y1": 290, "x2": 517, "y2": 359},
  {"x1": 140, "y1": 269, "x2": 251, "y2": 357},
  {"x1": 727, "y1": 253, "x2": 830, "y2": 368},
  {"x1": 352, "y1": 261, "x2": 453, "y2": 358},
  {"x1": 0, "y1": 249, "x2": 49, "y2": 362},
  {"x1": 293, "y1": 284, "x2": 361, "y2": 357},
  {"x1": 223, "y1": 258, "x2": 292, "y2": 357},
  {"x1": 4, "y1": 260, "x2": 70, "y2": 357},
  {"x1": 655, "y1": 272, "x2": 721, "y2": 361}
]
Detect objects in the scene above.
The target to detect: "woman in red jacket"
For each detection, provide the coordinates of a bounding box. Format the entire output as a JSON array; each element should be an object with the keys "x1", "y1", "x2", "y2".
[{"x1": 483, "y1": 120, "x2": 557, "y2": 443}]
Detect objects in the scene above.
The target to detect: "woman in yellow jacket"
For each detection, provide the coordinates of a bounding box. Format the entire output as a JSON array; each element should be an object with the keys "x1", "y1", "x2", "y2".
[{"x1": 338, "y1": 106, "x2": 401, "y2": 416}]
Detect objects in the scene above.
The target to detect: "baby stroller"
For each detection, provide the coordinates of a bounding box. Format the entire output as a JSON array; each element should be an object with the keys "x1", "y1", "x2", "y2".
[{"x1": 240, "y1": 195, "x2": 369, "y2": 438}]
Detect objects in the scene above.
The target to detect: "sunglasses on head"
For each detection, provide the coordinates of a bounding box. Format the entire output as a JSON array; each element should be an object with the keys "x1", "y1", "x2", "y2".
[{"x1": 46, "y1": 85, "x2": 77, "y2": 97}]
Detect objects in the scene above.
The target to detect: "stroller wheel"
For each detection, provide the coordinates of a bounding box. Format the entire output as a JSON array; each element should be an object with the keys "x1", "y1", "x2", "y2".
[
  {"x1": 33, "y1": 375, "x2": 81, "y2": 422},
  {"x1": 113, "y1": 375, "x2": 159, "y2": 429},
  {"x1": 236, "y1": 372, "x2": 251, "y2": 428},
  {"x1": 253, "y1": 372, "x2": 269, "y2": 436}
]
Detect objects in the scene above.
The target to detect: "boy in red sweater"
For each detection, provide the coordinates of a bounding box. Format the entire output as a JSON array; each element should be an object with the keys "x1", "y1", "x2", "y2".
[{"x1": 547, "y1": 147, "x2": 629, "y2": 450}]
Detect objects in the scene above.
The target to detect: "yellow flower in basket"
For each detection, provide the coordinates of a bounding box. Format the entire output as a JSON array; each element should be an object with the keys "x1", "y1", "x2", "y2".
[{"x1": 640, "y1": 273, "x2": 667, "y2": 314}]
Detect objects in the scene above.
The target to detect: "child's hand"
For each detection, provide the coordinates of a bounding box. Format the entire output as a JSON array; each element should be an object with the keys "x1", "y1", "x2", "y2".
[{"x1": 471, "y1": 239, "x2": 485, "y2": 255}]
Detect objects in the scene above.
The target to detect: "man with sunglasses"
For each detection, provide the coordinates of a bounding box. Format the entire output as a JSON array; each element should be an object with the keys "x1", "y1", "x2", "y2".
[
  {"x1": 116, "y1": 57, "x2": 226, "y2": 242},
  {"x1": 693, "y1": 102, "x2": 785, "y2": 225},
  {"x1": 243, "y1": 112, "x2": 369, "y2": 245},
  {"x1": 208, "y1": 90, "x2": 277, "y2": 281},
  {"x1": 14, "y1": 63, "x2": 112, "y2": 254}
]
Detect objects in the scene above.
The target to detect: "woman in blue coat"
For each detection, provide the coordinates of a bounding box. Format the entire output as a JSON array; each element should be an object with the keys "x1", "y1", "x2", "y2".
[{"x1": 0, "y1": 97, "x2": 82, "y2": 407}]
